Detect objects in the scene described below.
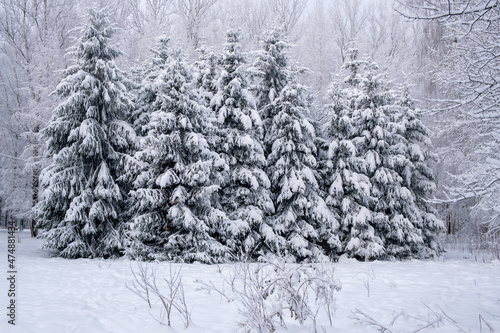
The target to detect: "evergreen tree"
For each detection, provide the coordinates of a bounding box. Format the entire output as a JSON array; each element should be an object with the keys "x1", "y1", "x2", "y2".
[
  {"x1": 127, "y1": 44, "x2": 229, "y2": 263},
  {"x1": 322, "y1": 50, "x2": 385, "y2": 260},
  {"x1": 367, "y1": 87, "x2": 424, "y2": 258},
  {"x1": 251, "y1": 29, "x2": 340, "y2": 261},
  {"x1": 192, "y1": 47, "x2": 221, "y2": 110},
  {"x1": 118, "y1": 38, "x2": 174, "y2": 238},
  {"x1": 267, "y1": 73, "x2": 340, "y2": 261},
  {"x1": 391, "y1": 86, "x2": 444, "y2": 256},
  {"x1": 323, "y1": 48, "x2": 443, "y2": 259},
  {"x1": 35, "y1": 8, "x2": 134, "y2": 258},
  {"x1": 130, "y1": 36, "x2": 172, "y2": 136},
  {"x1": 211, "y1": 30, "x2": 274, "y2": 260},
  {"x1": 251, "y1": 29, "x2": 290, "y2": 156}
]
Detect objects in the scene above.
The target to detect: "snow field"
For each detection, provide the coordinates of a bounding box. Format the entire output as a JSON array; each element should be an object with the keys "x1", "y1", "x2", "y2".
[{"x1": 1, "y1": 231, "x2": 499, "y2": 333}]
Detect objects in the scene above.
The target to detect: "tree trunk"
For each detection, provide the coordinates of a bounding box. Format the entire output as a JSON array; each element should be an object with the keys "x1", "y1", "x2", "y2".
[
  {"x1": 30, "y1": 125, "x2": 39, "y2": 238},
  {"x1": 0, "y1": 197, "x2": 3, "y2": 228}
]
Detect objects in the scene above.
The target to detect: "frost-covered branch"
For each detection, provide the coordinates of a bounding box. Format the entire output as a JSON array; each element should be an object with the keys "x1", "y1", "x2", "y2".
[
  {"x1": 395, "y1": 1, "x2": 499, "y2": 20},
  {"x1": 396, "y1": 1, "x2": 500, "y2": 237},
  {"x1": 0, "y1": 152, "x2": 26, "y2": 162}
]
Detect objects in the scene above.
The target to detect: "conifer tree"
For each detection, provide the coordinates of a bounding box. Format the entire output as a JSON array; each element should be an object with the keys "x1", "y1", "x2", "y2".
[
  {"x1": 252, "y1": 30, "x2": 339, "y2": 261},
  {"x1": 35, "y1": 8, "x2": 134, "y2": 258},
  {"x1": 363, "y1": 76, "x2": 443, "y2": 258},
  {"x1": 323, "y1": 48, "x2": 443, "y2": 259},
  {"x1": 252, "y1": 29, "x2": 290, "y2": 156},
  {"x1": 130, "y1": 37, "x2": 172, "y2": 136},
  {"x1": 267, "y1": 73, "x2": 340, "y2": 261},
  {"x1": 127, "y1": 43, "x2": 229, "y2": 263},
  {"x1": 322, "y1": 49, "x2": 384, "y2": 260},
  {"x1": 367, "y1": 88, "x2": 423, "y2": 258},
  {"x1": 192, "y1": 48, "x2": 221, "y2": 110},
  {"x1": 391, "y1": 86, "x2": 444, "y2": 256},
  {"x1": 118, "y1": 37, "x2": 174, "y2": 238},
  {"x1": 211, "y1": 30, "x2": 274, "y2": 260}
]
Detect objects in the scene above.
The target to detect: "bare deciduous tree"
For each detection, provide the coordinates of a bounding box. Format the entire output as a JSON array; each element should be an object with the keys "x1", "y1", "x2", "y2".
[
  {"x1": 0, "y1": 0, "x2": 77, "y2": 236},
  {"x1": 396, "y1": 0, "x2": 500, "y2": 237},
  {"x1": 329, "y1": 0, "x2": 367, "y2": 62},
  {"x1": 175, "y1": 0, "x2": 218, "y2": 51},
  {"x1": 270, "y1": 0, "x2": 307, "y2": 37}
]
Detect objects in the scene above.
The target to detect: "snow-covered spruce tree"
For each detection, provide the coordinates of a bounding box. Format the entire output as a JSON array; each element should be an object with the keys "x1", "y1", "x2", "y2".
[
  {"x1": 35, "y1": 8, "x2": 134, "y2": 259},
  {"x1": 192, "y1": 47, "x2": 221, "y2": 110},
  {"x1": 391, "y1": 86, "x2": 444, "y2": 256},
  {"x1": 369, "y1": 88, "x2": 426, "y2": 259},
  {"x1": 266, "y1": 70, "x2": 340, "y2": 261},
  {"x1": 323, "y1": 48, "x2": 443, "y2": 260},
  {"x1": 130, "y1": 36, "x2": 172, "y2": 136},
  {"x1": 190, "y1": 48, "x2": 222, "y2": 181},
  {"x1": 321, "y1": 49, "x2": 385, "y2": 260},
  {"x1": 116, "y1": 38, "x2": 175, "y2": 238},
  {"x1": 210, "y1": 30, "x2": 274, "y2": 260},
  {"x1": 127, "y1": 45, "x2": 229, "y2": 263},
  {"x1": 120, "y1": 36, "x2": 172, "y2": 251},
  {"x1": 367, "y1": 82, "x2": 443, "y2": 258},
  {"x1": 251, "y1": 29, "x2": 290, "y2": 157}
]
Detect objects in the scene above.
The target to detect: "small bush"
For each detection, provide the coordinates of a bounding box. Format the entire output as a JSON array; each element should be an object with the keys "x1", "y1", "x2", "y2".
[
  {"x1": 127, "y1": 263, "x2": 191, "y2": 328},
  {"x1": 197, "y1": 256, "x2": 341, "y2": 332}
]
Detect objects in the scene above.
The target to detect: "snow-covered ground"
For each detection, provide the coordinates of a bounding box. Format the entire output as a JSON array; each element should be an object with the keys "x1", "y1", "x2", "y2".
[{"x1": 1, "y1": 230, "x2": 499, "y2": 333}]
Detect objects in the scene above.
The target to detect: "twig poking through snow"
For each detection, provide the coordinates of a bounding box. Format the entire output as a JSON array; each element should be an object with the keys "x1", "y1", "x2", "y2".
[
  {"x1": 351, "y1": 308, "x2": 393, "y2": 332},
  {"x1": 196, "y1": 257, "x2": 341, "y2": 333},
  {"x1": 127, "y1": 263, "x2": 191, "y2": 328},
  {"x1": 479, "y1": 314, "x2": 495, "y2": 333}
]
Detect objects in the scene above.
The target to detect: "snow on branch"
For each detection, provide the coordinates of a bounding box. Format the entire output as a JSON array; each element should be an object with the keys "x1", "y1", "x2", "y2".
[
  {"x1": 0, "y1": 152, "x2": 26, "y2": 162},
  {"x1": 395, "y1": 1, "x2": 499, "y2": 20}
]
